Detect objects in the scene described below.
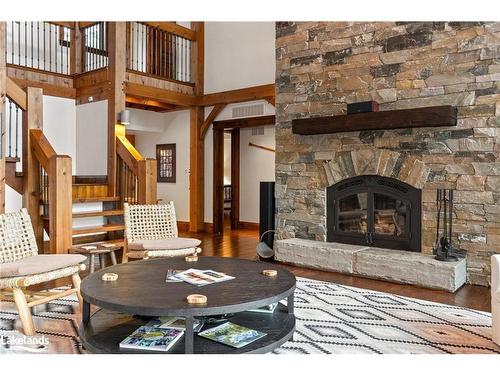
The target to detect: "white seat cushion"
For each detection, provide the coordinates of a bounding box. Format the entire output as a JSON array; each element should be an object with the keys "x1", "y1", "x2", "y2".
[
  {"x1": 128, "y1": 238, "x2": 201, "y2": 251},
  {"x1": 0, "y1": 254, "x2": 86, "y2": 278}
]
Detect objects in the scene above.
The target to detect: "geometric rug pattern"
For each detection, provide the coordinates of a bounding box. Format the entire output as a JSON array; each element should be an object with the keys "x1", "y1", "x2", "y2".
[{"x1": 1, "y1": 277, "x2": 499, "y2": 354}]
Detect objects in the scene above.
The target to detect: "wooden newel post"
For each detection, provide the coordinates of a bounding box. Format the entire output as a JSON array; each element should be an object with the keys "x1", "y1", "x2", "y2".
[
  {"x1": 23, "y1": 87, "x2": 44, "y2": 249},
  {"x1": 48, "y1": 155, "x2": 72, "y2": 254},
  {"x1": 138, "y1": 158, "x2": 157, "y2": 204}
]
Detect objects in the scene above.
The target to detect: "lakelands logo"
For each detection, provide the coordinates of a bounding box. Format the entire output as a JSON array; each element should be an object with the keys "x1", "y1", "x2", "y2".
[{"x1": 1, "y1": 334, "x2": 49, "y2": 351}]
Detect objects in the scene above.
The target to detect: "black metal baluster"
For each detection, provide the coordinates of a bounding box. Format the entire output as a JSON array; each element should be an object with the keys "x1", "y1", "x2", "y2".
[
  {"x1": 141, "y1": 23, "x2": 144, "y2": 72},
  {"x1": 24, "y1": 22, "x2": 27, "y2": 66},
  {"x1": 54, "y1": 24, "x2": 58, "y2": 73},
  {"x1": 8, "y1": 100, "x2": 12, "y2": 158},
  {"x1": 30, "y1": 22, "x2": 33, "y2": 68},
  {"x1": 15, "y1": 105, "x2": 19, "y2": 159},
  {"x1": 11, "y1": 22, "x2": 14, "y2": 64},
  {"x1": 43, "y1": 22, "x2": 46, "y2": 71},
  {"x1": 17, "y1": 22, "x2": 21, "y2": 66},
  {"x1": 37, "y1": 22, "x2": 40, "y2": 69},
  {"x1": 49, "y1": 23, "x2": 52, "y2": 71}
]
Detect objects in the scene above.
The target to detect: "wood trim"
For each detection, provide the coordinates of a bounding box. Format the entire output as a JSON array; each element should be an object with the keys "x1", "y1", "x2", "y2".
[
  {"x1": 7, "y1": 63, "x2": 72, "y2": 79},
  {"x1": 203, "y1": 222, "x2": 214, "y2": 234},
  {"x1": 0, "y1": 22, "x2": 5, "y2": 214},
  {"x1": 213, "y1": 115, "x2": 276, "y2": 130},
  {"x1": 23, "y1": 87, "x2": 44, "y2": 249},
  {"x1": 78, "y1": 22, "x2": 100, "y2": 29},
  {"x1": 200, "y1": 103, "x2": 226, "y2": 140},
  {"x1": 124, "y1": 81, "x2": 197, "y2": 107},
  {"x1": 198, "y1": 84, "x2": 275, "y2": 106},
  {"x1": 107, "y1": 22, "x2": 127, "y2": 196},
  {"x1": 10, "y1": 77, "x2": 76, "y2": 99},
  {"x1": 126, "y1": 96, "x2": 178, "y2": 111},
  {"x1": 230, "y1": 129, "x2": 240, "y2": 230},
  {"x1": 264, "y1": 96, "x2": 275, "y2": 106},
  {"x1": 6, "y1": 77, "x2": 27, "y2": 110},
  {"x1": 248, "y1": 142, "x2": 275, "y2": 153},
  {"x1": 213, "y1": 127, "x2": 224, "y2": 234},
  {"x1": 189, "y1": 107, "x2": 205, "y2": 232},
  {"x1": 237, "y1": 221, "x2": 259, "y2": 230},
  {"x1": 116, "y1": 136, "x2": 142, "y2": 175},
  {"x1": 30, "y1": 129, "x2": 57, "y2": 170},
  {"x1": 48, "y1": 22, "x2": 75, "y2": 29},
  {"x1": 48, "y1": 155, "x2": 73, "y2": 254},
  {"x1": 143, "y1": 22, "x2": 196, "y2": 41},
  {"x1": 177, "y1": 221, "x2": 190, "y2": 232},
  {"x1": 125, "y1": 69, "x2": 195, "y2": 88},
  {"x1": 292, "y1": 105, "x2": 458, "y2": 135}
]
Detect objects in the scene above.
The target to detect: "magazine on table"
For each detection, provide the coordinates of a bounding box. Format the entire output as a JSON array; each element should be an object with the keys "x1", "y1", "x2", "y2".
[
  {"x1": 119, "y1": 325, "x2": 184, "y2": 352},
  {"x1": 147, "y1": 316, "x2": 204, "y2": 333},
  {"x1": 198, "y1": 322, "x2": 267, "y2": 348},
  {"x1": 247, "y1": 303, "x2": 278, "y2": 314},
  {"x1": 165, "y1": 269, "x2": 185, "y2": 282},
  {"x1": 173, "y1": 268, "x2": 235, "y2": 286}
]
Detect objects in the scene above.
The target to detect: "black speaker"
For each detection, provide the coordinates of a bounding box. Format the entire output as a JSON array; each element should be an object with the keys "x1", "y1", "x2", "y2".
[{"x1": 259, "y1": 182, "x2": 275, "y2": 253}]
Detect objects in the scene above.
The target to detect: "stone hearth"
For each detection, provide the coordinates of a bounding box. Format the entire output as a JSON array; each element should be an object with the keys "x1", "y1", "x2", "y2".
[
  {"x1": 275, "y1": 22, "x2": 500, "y2": 286},
  {"x1": 275, "y1": 238, "x2": 467, "y2": 292}
]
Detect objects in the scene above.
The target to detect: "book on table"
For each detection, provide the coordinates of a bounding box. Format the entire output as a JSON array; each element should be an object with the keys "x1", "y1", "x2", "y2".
[
  {"x1": 247, "y1": 303, "x2": 278, "y2": 314},
  {"x1": 119, "y1": 326, "x2": 184, "y2": 352},
  {"x1": 198, "y1": 322, "x2": 267, "y2": 348},
  {"x1": 147, "y1": 316, "x2": 204, "y2": 333},
  {"x1": 172, "y1": 268, "x2": 235, "y2": 286}
]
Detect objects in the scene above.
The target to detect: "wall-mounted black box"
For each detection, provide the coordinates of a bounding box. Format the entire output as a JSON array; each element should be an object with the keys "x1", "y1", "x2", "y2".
[{"x1": 347, "y1": 101, "x2": 380, "y2": 114}]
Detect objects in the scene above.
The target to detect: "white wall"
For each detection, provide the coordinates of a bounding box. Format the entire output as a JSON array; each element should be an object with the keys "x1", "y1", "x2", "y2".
[
  {"x1": 204, "y1": 22, "x2": 276, "y2": 94},
  {"x1": 75, "y1": 100, "x2": 107, "y2": 175},
  {"x1": 239, "y1": 125, "x2": 275, "y2": 223},
  {"x1": 43, "y1": 96, "x2": 77, "y2": 171},
  {"x1": 132, "y1": 109, "x2": 191, "y2": 222}
]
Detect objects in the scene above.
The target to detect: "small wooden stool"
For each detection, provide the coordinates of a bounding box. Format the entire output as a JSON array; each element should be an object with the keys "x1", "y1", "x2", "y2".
[{"x1": 71, "y1": 243, "x2": 120, "y2": 273}]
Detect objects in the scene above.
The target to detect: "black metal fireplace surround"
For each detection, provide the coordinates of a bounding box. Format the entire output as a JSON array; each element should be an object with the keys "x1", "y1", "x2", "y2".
[{"x1": 326, "y1": 175, "x2": 421, "y2": 252}]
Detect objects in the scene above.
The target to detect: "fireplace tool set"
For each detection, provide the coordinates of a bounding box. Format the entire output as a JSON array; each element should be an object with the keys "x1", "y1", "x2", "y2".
[{"x1": 433, "y1": 189, "x2": 466, "y2": 262}]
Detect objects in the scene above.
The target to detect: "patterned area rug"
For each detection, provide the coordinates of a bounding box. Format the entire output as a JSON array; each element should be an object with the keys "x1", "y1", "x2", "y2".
[{"x1": 0, "y1": 278, "x2": 498, "y2": 354}]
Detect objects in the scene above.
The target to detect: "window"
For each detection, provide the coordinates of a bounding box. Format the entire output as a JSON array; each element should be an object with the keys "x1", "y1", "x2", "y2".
[{"x1": 156, "y1": 144, "x2": 176, "y2": 183}]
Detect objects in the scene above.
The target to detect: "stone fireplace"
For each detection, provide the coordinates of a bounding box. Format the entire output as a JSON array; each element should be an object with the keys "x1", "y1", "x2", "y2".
[{"x1": 274, "y1": 22, "x2": 500, "y2": 286}]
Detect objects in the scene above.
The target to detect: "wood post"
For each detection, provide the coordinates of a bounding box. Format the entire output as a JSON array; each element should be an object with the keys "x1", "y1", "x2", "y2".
[
  {"x1": 107, "y1": 22, "x2": 127, "y2": 197},
  {"x1": 189, "y1": 22, "x2": 205, "y2": 232},
  {"x1": 23, "y1": 87, "x2": 44, "y2": 249},
  {"x1": 70, "y1": 22, "x2": 83, "y2": 75},
  {"x1": 48, "y1": 155, "x2": 72, "y2": 254},
  {"x1": 137, "y1": 158, "x2": 157, "y2": 204},
  {"x1": 0, "y1": 22, "x2": 6, "y2": 214},
  {"x1": 213, "y1": 127, "x2": 224, "y2": 234},
  {"x1": 230, "y1": 129, "x2": 240, "y2": 229}
]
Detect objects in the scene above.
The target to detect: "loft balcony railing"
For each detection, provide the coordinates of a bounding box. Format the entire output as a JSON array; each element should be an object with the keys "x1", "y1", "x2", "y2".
[
  {"x1": 6, "y1": 21, "x2": 71, "y2": 75},
  {"x1": 127, "y1": 22, "x2": 193, "y2": 84},
  {"x1": 82, "y1": 22, "x2": 108, "y2": 72}
]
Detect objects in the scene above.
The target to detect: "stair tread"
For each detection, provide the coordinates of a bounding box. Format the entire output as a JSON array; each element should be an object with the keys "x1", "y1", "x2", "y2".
[
  {"x1": 72, "y1": 223, "x2": 125, "y2": 235},
  {"x1": 72, "y1": 209, "x2": 124, "y2": 219},
  {"x1": 73, "y1": 196, "x2": 120, "y2": 203}
]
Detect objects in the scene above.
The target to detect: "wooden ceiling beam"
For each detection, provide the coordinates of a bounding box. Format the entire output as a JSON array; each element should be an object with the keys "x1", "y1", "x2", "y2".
[
  {"x1": 199, "y1": 104, "x2": 226, "y2": 140},
  {"x1": 143, "y1": 22, "x2": 196, "y2": 40},
  {"x1": 78, "y1": 21, "x2": 100, "y2": 29},
  {"x1": 198, "y1": 84, "x2": 275, "y2": 106},
  {"x1": 125, "y1": 95, "x2": 179, "y2": 111},
  {"x1": 213, "y1": 115, "x2": 276, "y2": 130},
  {"x1": 264, "y1": 96, "x2": 275, "y2": 106},
  {"x1": 124, "y1": 81, "x2": 197, "y2": 107}
]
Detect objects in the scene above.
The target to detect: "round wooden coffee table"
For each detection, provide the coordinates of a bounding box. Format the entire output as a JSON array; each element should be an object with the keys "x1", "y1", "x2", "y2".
[{"x1": 79, "y1": 256, "x2": 296, "y2": 354}]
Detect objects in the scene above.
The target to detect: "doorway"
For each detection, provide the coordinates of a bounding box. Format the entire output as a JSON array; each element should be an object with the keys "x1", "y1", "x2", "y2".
[{"x1": 212, "y1": 115, "x2": 275, "y2": 235}]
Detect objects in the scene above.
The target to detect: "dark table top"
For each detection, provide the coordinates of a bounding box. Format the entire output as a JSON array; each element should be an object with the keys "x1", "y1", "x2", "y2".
[{"x1": 80, "y1": 256, "x2": 296, "y2": 317}]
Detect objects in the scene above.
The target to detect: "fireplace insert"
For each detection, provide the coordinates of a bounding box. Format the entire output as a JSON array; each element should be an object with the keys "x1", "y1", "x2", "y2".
[{"x1": 326, "y1": 175, "x2": 421, "y2": 252}]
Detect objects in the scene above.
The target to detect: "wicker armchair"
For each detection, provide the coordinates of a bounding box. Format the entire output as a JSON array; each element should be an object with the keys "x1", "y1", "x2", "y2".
[
  {"x1": 123, "y1": 202, "x2": 202, "y2": 261},
  {"x1": 0, "y1": 209, "x2": 86, "y2": 336}
]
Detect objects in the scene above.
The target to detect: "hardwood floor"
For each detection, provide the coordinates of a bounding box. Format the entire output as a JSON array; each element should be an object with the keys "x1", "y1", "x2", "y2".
[
  {"x1": 37, "y1": 228, "x2": 491, "y2": 313},
  {"x1": 182, "y1": 228, "x2": 492, "y2": 313}
]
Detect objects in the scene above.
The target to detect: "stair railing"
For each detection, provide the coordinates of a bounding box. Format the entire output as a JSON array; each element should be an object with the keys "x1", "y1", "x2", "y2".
[
  {"x1": 115, "y1": 126, "x2": 156, "y2": 205},
  {"x1": 21, "y1": 86, "x2": 72, "y2": 254}
]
